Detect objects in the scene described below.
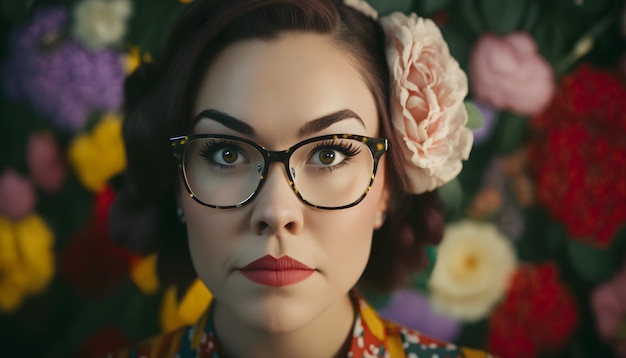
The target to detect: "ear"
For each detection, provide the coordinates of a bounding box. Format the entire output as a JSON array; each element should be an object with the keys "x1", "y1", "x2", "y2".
[{"x1": 373, "y1": 184, "x2": 390, "y2": 230}]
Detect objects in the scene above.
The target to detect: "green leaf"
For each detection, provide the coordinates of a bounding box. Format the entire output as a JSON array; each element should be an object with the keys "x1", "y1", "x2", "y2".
[
  {"x1": 459, "y1": 0, "x2": 484, "y2": 34},
  {"x1": 0, "y1": 0, "x2": 35, "y2": 19},
  {"x1": 493, "y1": 111, "x2": 528, "y2": 155},
  {"x1": 118, "y1": 286, "x2": 162, "y2": 341},
  {"x1": 544, "y1": 222, "x2": 568, "y2": 256},
  {"x1": 438, "y1": 178, "x2": 464, "y2": 218},
  {"x1": 367, "y1": 0, "x2": 414, "y2": 15},
  {"x1": 358, "y1": 286, "x2": 393, "y2": 309},
  {"x1": 417, "y1": 0, "x2": 452, "y2": 16},
  {"x1": 125, "y1": 0, "x2": 186, "y2": 56},
  {"x1": 479, "y1": 0, "x2": 527, "y2": 35},
  {"x1": 520, "y1": 0, "x2": 540, "y2": 31},
  {"x1": 566, "y1": 239, "x2": 615, "y2": 283},
  {"x1": 61, "y1": 280, "x2": 137, "y2": 354},
  {"x1": 464, "y1": 101, "x2": 484, "y2": 130},
  {"x1": 411, "y1": 245, "x2": 438, "y2": 291},
  {"x1": 0, "y1": 98, "x2": 49, "y2": 171},
  {"x1": 440, "y1": 26, "x2": 472, "y2": 71},
  {"x1": 558, "y1": 0, "x2": 611, "y2": 17}
]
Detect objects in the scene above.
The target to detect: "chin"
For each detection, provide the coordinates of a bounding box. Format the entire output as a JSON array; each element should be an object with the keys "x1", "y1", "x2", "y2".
[{"x1": 236, "y1": 293, "x2": 315, "y2": 334}]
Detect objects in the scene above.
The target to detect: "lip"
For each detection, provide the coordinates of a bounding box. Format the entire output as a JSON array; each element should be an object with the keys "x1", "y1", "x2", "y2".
[{"x1": 239, "y1": 255, "x2": 314, "y2": 287}]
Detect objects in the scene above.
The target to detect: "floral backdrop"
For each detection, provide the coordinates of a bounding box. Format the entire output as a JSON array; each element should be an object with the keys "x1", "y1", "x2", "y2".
[{"x1": 0, "y1": 0, "x2": 625, "y2": 357}]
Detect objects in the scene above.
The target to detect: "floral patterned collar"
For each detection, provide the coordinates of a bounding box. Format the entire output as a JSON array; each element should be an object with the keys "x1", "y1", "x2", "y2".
[
  {"x1": 164, "y1": 290, "x2": 387, "y2": 357},
  {"x1": 128, "y1": 290, "x2": 473, "y2": 358}
]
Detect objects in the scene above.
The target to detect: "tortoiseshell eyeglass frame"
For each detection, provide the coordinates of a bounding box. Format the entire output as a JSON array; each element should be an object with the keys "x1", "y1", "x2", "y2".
[{"x1": 169, "y1": 134, "x2": 388, "y2": 210}]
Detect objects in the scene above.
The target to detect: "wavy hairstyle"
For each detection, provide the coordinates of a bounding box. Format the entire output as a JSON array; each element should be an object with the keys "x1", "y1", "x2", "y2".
[{"x1": 110, "y1": 0, "x2": 444, "y2": 292}]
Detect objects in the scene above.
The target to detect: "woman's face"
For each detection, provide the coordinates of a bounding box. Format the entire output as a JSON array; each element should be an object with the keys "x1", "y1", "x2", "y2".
[{"x1": 181, "y1": 32, "x2": 389, "y2": 333}]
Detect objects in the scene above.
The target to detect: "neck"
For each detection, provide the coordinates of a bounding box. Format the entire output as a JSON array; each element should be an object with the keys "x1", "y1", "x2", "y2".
[{"x1": 213, "y1": 293, "x2": 354, "y2": 358}]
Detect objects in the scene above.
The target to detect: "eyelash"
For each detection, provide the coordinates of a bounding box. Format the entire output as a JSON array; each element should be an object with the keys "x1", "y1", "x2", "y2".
[
  {"x1": 312, "y1": 140, "x2": 361, "y2": 156},
  {"x1": 309, "y1": 140, "x2": 362, "y2": 172},
  {"x1": 199, "y1": 140, "x2": 242, "y2": 169},
  {"x1": 196, "y1": 138, "x2": 362, "y2": 172}
]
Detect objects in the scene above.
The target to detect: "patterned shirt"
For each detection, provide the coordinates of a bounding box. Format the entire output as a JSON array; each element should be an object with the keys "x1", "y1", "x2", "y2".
[{"x1": 110, "y1": 291, "x2": 492, "y2": 358}]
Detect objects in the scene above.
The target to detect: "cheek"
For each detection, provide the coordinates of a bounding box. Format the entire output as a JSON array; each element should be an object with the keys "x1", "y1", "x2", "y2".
[
  {"x1": 311, "y1": 170, "x2": 387, "y2": 281},
  {"x1": 179, "y1": 180, "x2": 247, "y2": 245},
  {"x1": 181, "y1": 194, "x2": 247, "y2": 288}
]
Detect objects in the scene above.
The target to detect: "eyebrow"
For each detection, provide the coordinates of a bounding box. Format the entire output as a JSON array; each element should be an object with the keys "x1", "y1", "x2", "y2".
[
  {"x1": 194, "y1": 109, "x2": 365, "y2": 137},
  {"x1": 297, "y1": 109, "x2": 365, "y2": 138},
  {"x1": 194, "y1": 109, "x2": 255, "y2": 136}
]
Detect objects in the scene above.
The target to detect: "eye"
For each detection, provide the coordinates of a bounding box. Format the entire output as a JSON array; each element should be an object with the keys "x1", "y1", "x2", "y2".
[
  {"x1": 217, "y1": 147, "x2": 239, "y2": 164},
  {"x1": 199, "y1": 141, "x2": 248, "y2": 167},
  {"x1": 312, "y1": 148, "x2": 346, "y2": 166},
  {"x1": 306, "y1": 140, "x2": 361, "y2": 169}
]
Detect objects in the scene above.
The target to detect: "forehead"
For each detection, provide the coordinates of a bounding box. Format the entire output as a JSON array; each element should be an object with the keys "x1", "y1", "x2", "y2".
[{"x1": 192, "y1": 32, "x2": 379, "y2": 145}]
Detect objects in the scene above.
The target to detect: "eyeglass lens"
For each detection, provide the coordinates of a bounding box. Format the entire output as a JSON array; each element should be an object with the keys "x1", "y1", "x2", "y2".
[{"x1": 182, "y1": 137, "x2": 375, "y2": 208}]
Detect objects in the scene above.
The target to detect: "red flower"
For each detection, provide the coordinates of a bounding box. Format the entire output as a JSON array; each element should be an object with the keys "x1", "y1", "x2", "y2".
[
  {"x1": 77, "y1": 327, "x2": 130, "y2": 357},
  {"x1": 530, "y1": 65, "x2": 626, "y2": 247},
  {"x1": 487, "y1": 263, "x2": 578, "y2": 358},
  {"x1": 60, "y1": 186, "x2": 138, "y2": 296},
  {"x1": 94, "y1": 184, "x2": 116, "y2": 231}
]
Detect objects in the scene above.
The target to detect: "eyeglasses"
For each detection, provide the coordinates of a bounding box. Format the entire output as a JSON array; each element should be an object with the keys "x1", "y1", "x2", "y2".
[{"x1": 170, "y1": 134, "x2": 388, "y2": 210}]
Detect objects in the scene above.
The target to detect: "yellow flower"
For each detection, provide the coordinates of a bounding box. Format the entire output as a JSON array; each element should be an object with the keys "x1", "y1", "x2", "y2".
[
  {"x1": 69, "y1": 113, "x2": 126, "y2": 192},
  {"x1": 130, "y1": 253, "x2": 159, "y2": 294},
  {"x1": 160, "y1": 279, "x2": 212, "y2": 332},
  {"x1": 0, "y1": 281, "x2": 23, "y2": 312},
  {"x1": 429, "y1": 220, "x2": 517, "y2": 322},
  {"x1": 0, "y1": 215, "x2": 55, "y2": 312},
  {"x1": 124, "y1": 46, "x2": 152, "y2": 74},
  {"x1": 0, "y1": 218, "x2": 19, "y2": 271},
  {"x1": 14, "y1": 216, "x2": 55, "y2": 293}
]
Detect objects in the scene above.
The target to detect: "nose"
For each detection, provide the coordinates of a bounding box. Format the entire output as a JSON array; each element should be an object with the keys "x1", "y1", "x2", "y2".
[{"x1": 249, "y1": 163, "x2": 304, "y2": 236}]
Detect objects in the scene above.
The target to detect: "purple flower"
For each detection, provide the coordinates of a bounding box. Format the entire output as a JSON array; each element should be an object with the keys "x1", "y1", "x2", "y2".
[
  {"x1": 1, "y1": 6, "x2": 125, "y2": 132},
  {"x1": 472, "y1": 101, "x2": 498, "y2": 144},
  {"x1": 378, "y1": 289, "x2": 461, "y2": 342}
]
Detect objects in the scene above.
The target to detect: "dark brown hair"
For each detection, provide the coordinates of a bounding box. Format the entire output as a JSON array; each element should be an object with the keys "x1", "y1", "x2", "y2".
[{"x1": 110, "y1": 0, "x2": 444, "y2": 292}]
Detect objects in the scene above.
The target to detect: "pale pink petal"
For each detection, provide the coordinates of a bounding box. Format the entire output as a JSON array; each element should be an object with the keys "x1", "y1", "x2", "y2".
[
  {"x1": 0, "y1": 169, "x2": 37, "y2": 221},
  {"x1": 470, "y1": 32, "x2": 556, "y2": 116},
  {"x1": 27, "y1": 132, "x2": 67, "y2": 193}
]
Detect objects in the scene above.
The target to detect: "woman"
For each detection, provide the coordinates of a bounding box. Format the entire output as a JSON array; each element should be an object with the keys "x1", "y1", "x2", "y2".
[{"x1": 110, "y1": 0, "x2": 483, "y2": 356}]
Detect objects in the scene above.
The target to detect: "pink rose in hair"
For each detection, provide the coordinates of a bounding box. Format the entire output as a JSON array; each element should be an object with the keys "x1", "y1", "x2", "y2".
[
  {"x1": 0, "y1": 169, "x2": 37, "y2": 221},
  {"x1": 27, "y1": 132, "x2": 67, "y2": 193},
  {"x1": 470, "y1": 32, "x2": 555, "y2": 116},
  {"x1": 591, "y1": 264, "x2": 626, "y2": 357},
  {"x1": 381, "y1": 13, "x2": 472, "y2": 194}
]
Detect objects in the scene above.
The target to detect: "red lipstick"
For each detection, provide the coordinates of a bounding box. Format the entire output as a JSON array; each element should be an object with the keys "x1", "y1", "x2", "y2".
[{"x1": 239, "y1": 255, "x2": 314, "y2": 287}]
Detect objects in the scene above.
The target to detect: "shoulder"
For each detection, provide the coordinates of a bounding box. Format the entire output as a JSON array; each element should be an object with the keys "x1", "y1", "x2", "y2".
[
  {"x1": 382, "y1": 318, "x2": 495, "y2": 358},
  {"x1": 104, "y1": 309, "x2": 216, "y2": 358},
  {"x1": 355, "y1": 291, "x2": 494, "y2": 358}
]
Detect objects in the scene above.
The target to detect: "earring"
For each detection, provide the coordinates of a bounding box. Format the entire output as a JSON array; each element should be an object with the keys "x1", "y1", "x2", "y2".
[{"x1": 176, "y1": 207, "x2": 186, "y2": 223}]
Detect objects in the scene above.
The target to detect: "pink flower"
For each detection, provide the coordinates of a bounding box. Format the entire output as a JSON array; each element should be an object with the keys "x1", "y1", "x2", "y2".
[
  {"x1": 27, "y1": 132, "x2": 67, "y2": 193},
  {"x1": 591, "y1": 264, "x2": 626, "y2": 357},
  {"x1": 0, "y1": 169, "x2": 36, "y2": 221},
  {"x1": 470, "y1": 32, "x2": 556, "y2": 116},
  {"x1": 381, "y1": 13, "x2": 473, "y2": 194}
]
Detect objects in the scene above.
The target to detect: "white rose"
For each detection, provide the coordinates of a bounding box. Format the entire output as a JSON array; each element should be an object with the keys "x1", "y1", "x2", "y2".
[
  {"x1": 429, "y1": 220, "x2": 517, "y2": 321},
  {"x1": 72, "y1": 0, "x2": 132, "y2": 52}
]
